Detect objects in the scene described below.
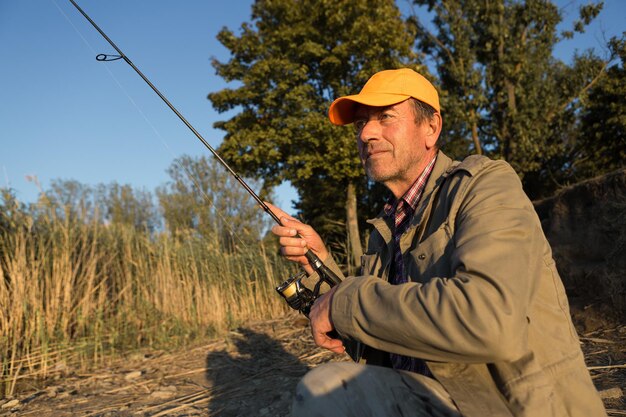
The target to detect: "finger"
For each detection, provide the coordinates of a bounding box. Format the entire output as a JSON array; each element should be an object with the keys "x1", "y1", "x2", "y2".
[
  {"x1": 313, "y1": 333, "x2": 344, "y2": 352},
  {"x1": 328, "y1": 345, "x2": 346, "y2": 355},
  {"x1": 279, "y1": 216, "x2": 309, "y2": 231},
  {"x1": 278, "y1": 237, "x2": 307, "y2": 249},
  {"x1": 322, "y1": 337, "x2": 344, "y2": 350},
  {"x1": 271, "y1": 224, "x2": 298, "y2": 237},
  {"x1": 280, "y1": 247, "x2": 308, "y2": 259},
  {"x1": 264, "y1": 202, "x2": 298, "y2": 224},
  {"x1": 264, "y1": 201, "x2": 287, "y2": 219},
  {"x1": 285, "y1": 255, "x2": 309, "y2": 265},
  {"x1": 281, "y1": 250, "x2": 309, "y2": 263},
  {"x1": 278, "y1": 214, "x2": 302, "y2": 224}
]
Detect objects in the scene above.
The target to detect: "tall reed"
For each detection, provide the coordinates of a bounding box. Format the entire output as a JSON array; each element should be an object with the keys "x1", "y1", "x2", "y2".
[{"x1": 0, "y1": 201, "x2": 295, "y2": 398}]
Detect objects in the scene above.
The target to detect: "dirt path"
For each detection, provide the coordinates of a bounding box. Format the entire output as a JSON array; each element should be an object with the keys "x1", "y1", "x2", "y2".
[
  {"x1": 0, "y1": 314, "x2": 347, "y2": 417},
  {"x1": 1, "y1": 311, "x2": 624, "y2": 416}
]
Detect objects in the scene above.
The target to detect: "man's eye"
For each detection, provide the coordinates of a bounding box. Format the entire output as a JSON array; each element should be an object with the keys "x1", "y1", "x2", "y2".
[{"x1": 354, "y1": 120, "x2": 367, "y2": 131}]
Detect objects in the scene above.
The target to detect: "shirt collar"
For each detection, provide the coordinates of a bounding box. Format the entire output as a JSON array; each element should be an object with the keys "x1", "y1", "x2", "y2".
[{"x1": 384, "y1": 154, "x2": 438, "y2": 216}]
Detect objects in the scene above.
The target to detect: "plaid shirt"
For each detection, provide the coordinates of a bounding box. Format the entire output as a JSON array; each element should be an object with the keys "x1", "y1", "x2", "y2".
[{"x1": 383, "y1": 155, "x2": 437, "y2": 374}]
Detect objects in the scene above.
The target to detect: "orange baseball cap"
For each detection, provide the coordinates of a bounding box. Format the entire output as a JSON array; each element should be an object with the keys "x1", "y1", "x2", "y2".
[{"x1": 328, "y1": 68, "x2": 440, "y2": 125}]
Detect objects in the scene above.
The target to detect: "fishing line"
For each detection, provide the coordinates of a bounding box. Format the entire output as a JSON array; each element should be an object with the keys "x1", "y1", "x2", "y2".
[
  {"x1": 52, "y1": 0, "x2": 248, "y2": 246},
  {"x1": 61, "y1": 0, "x2": 343, "y2": 292}
]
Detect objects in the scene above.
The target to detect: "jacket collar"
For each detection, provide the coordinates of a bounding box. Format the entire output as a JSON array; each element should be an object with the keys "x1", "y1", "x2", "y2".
[{"x1": 366, "y1": 150, "x2": 456, "y2": 244}]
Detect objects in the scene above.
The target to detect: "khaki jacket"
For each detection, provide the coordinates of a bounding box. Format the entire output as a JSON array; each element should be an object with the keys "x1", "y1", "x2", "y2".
[{"x1": 326, "y1": 152, "x2": 606, "y2": 417}]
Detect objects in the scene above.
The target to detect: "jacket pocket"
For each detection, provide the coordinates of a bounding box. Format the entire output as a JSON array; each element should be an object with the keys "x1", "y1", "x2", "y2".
[{"x1": 406, "y1": 224, "x2": 453, "y2": 283}]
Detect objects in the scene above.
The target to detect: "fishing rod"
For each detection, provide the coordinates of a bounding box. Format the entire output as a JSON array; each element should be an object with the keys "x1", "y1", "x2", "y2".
[{"x1": 68, "y1": 0, "x2": 342, "y2": 315}]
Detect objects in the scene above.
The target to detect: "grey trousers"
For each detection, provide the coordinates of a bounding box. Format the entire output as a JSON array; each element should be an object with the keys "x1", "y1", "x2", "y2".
[{"x1": 291, "y1": 362, "x2": 462, "y2": 417}]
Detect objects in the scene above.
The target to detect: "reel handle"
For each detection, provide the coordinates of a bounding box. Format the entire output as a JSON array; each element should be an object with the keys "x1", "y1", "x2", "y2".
[{"x1": 304, "y1": 251, "x2": 342, "y2": 287}]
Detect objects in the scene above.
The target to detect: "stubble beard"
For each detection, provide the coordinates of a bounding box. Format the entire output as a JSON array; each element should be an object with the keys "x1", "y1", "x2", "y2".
[{"x1": 364, "y1": 160, "x2": 404, "y2": 185}]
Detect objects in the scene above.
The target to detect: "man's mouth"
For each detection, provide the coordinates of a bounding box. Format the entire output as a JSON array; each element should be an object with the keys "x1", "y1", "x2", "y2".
[{"x1": 366, "y1": 149, "x2": 388, "y2": 160}]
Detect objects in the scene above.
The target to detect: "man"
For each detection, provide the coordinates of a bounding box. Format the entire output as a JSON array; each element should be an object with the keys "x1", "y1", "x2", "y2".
[{"x1": 269, "y1": 68, "x2": 606, "y2": 417}]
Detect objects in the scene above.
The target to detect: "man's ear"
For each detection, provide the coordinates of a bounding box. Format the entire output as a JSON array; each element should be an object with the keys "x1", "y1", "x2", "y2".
[{"x1": 425, "y1": 112, "x2": 442, "y2": 149}]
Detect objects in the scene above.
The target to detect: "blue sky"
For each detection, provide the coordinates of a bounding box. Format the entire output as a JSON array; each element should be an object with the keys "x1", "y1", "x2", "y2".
[{"x1": 1, "y1": 0, "x2": 624, "y2": 216}]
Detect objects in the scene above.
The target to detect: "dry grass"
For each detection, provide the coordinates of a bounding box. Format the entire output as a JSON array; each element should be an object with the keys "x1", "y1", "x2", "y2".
[{"x1": 0, "y1": 203, "x2": 295, "y2": 398}]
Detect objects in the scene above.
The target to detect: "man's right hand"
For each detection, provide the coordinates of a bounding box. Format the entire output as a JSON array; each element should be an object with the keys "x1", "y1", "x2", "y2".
[
  {"x1": 309, "y1": 285, "x2": 344, "y2": 354},
  {"x1": 265, "y1": 202, "x2": 329, "y2": 275}
]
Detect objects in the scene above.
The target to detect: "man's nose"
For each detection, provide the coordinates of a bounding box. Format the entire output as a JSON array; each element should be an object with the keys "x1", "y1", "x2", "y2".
[{"x1": 358, "y1": 119, "x2": 381, "y2": 143}]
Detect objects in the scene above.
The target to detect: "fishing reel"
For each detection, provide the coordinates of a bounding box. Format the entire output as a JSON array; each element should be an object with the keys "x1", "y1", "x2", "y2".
[
  {"x1": 276, "y1": 251, "x2": 342, "y2": 316},
  {"x1": 276, "y1": 271, "x2": 328, "y2": 316},
  {"x1": 276, "y1": 266, "x2": 360, "y2": 362}
]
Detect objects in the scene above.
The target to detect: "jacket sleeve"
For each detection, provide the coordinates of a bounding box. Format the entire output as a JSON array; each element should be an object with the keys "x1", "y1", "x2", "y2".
[{"x1": 331, "y1": 161, "x2": 543, "y2": 363}]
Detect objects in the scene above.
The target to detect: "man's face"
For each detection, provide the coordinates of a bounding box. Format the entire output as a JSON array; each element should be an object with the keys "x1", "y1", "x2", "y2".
[{"x1": 354, "y1": 100, "x2": 437, "y2": 197}]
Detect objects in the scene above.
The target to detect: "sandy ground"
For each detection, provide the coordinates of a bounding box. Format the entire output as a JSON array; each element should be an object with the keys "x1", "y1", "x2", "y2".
[
  {"x1": 0, "y1": 314, "x2": 346, "y2": 417},
  {"x1": 1, "y1": 309, "x2": 624, "y2": 416}
]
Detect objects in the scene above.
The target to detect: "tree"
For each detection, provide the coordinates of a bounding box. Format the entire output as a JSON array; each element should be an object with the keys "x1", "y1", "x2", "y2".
[
  {"x1": 576, "y1": 35, "x2": 626, "y2": 179},
  {"x1": 294, "y1": 173, "x2": 390, "y2": 274},
  {"x1": 209, "y1": 0, "x2": 420, "y2": 268},
  {"x1": 409, "y1": 0, "x2": 609, "y2": 198},
  {"x1": 0, "y1": 188, "x2": 28, "y2": 234},
  {"x1": 95, "y1": 183, "x2": 157, "y2": 232},
  {"x1": 407, "y1": 0, "x2": 488, "y2": 157},
  {"x1": 157, "y1": 155, "x2": 272, "y2": 251},
  {"x1": 44, "y1": 179, "x2": 94, "y2": 223},
  {"x1": 29, "y1": 179, "x2": 158, "y2": 231}
]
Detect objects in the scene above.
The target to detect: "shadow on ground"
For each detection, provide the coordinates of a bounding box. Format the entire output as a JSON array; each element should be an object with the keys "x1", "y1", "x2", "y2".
[{"x1": 205, "y1": 327, "x2": 309, "y2": 416}]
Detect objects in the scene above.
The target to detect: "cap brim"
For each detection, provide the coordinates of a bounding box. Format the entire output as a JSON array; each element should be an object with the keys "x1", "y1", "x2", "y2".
[{"x1": 328, "y1": 93, "x2": 411, "y2": 125}]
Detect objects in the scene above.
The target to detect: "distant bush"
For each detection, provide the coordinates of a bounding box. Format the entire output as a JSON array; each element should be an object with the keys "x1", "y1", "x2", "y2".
[{"x1": 0, "y1": 158, "x2": 293, "y2": 398}]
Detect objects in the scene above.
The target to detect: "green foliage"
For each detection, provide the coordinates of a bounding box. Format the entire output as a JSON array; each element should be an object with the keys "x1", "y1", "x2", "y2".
[
  {"x1": 31, "y1": 179, "x2": 158, "y2": 231},
  {"x1": 208, "y1": 0, "x2": 621, "y2": 214},
  {"x1": 0, "y1": 188, "x2": 29, "y2": 232},
  {"x1": 409, "y1": 0, "x2": 488, "y2": 157},
  {"x1": 573, "y1": 1, "x2": 604, "y2": 34},
  {"x1": 96, "y1": 183, "x2": 157, "y2": 231},
  {"x1": 209, "y1": 0, "x2": 420, "y2": 241},
  {"x1": 560, "y1": 2, "x2": 603, "y2": 39},
  {"x1": 6, "y1": 156, "x2": 274, "y2": 250},
  {"x1": 576, "y1": 35, "x2": 626, "y2": 179},
  {"x1": 294, "y1": 174, "x2": 388, "y2": 250},
  {"x1": 157, "y1": 155, "x2": 273, "y2": 250},
  {"x1": 45, "y1": 179, "x2": 94, "y2": 222},
  {"x1": 410, "y1": 0, "x2": 617, "y2": 198}
]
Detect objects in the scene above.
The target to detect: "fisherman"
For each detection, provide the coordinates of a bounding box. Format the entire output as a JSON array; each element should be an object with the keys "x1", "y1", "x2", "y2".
[{"x1": 269, "y1": 68, "x2": 606, "y2": 417}]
